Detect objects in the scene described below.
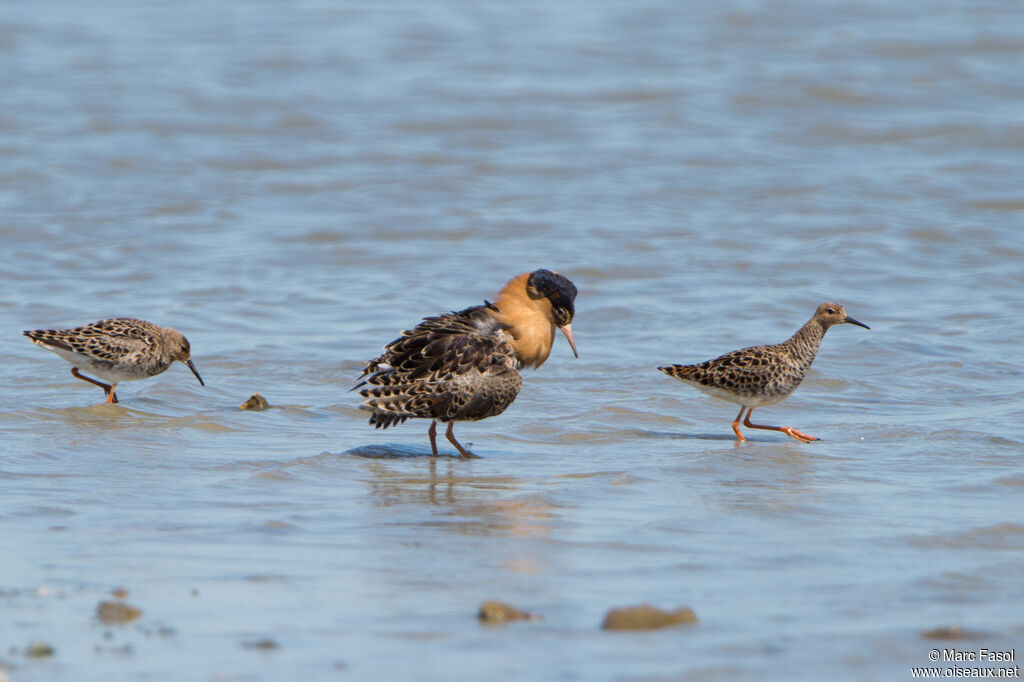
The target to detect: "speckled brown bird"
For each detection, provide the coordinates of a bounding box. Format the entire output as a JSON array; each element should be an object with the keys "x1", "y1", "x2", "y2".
[
  {"x1": 659, "y1": 302, "x2": 869, "y2": 443},
  {"x1": 356, "y1": 269, "x2": 578, "y2": 458},
  {"x1": 24, "y1": 318, "x2": 204, "y2": 404}
]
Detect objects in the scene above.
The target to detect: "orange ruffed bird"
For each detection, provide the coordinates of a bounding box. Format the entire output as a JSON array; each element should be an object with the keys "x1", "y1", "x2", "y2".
[{"x1": 356, "y1": 269, "x2": 578, "y2": 458}]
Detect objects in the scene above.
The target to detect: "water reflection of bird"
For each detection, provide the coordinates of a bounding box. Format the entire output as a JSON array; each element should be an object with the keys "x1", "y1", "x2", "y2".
[
  {"x1": 659, "y1": 302, "x2": 869, "y2": 443},
  {"x1": 357, "y1": 269, "x2": 578, "y2": 458},
  {"x1": 24, "y1": 318, "x2": 205, "y2": 404}
]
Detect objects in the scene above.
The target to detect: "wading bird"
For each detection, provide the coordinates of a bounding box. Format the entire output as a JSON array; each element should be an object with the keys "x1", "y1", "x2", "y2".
[
  {"x1": 659, "y1": 302, "x2": 868, "y2": 442},
  {"x1": 357, "y1": 269, "x2": 578, "y2": 458},
  {"x1": 24, "y1": 318, "x2": 204, "y2": 404}
]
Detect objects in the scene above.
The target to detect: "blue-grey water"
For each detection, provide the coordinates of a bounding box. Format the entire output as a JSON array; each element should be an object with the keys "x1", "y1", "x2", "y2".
[{"x1": 2, "y1": 1, "x2": 1023, "y2": 680}]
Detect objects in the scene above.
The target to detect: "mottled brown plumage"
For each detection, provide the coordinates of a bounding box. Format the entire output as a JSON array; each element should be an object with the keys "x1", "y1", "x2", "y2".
[
  {"x1": 357, "y1": 270, "x2": 578, "y2": 458},
  {"x1": 24, "y1": 318, "x2": 204, "y2": 404},
  {"x1": 659, "y1": 302, "x2": 869, "y2": 442}
]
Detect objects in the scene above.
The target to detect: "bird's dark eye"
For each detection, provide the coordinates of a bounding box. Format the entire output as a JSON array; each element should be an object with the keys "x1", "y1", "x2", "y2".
[
  {"x1": 554, "y1": 306, "x2": 570, "y2": 325},
  {"x1": 826, "y1": 307, "x2": 836, "y2": 314}
]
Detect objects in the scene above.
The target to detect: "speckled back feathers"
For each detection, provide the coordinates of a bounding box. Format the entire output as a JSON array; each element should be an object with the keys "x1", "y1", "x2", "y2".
[
  {"x1": 23, "y1": 317, "x2": 197, "y2": 383},
  {"x1": 659, "y1": 302, "x2": 868, "y2": 408},
  {"x1": 356, "y1": 270, "x2": 579, "y2": 431},
  {"x1": 356, "y1": 304, "x2": 523, "y2": 428}
]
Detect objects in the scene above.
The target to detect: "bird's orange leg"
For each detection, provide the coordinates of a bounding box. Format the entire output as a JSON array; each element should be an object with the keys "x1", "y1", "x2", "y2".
[
  {"x1": 445, "y1": 421, "x2": 480, "y2": 459},
  {"x1": 71, "y1": 368, "x2": 118, "y2": 404},
  {"x1": 743, "y1": 410, "x2": 817, "y2": 443},
  {"x1": 731, "y1": 407, "x2": 749, "y2": 442},
  {"x1": 427, "y1": 420, "x2": 439, "y2": 457}
]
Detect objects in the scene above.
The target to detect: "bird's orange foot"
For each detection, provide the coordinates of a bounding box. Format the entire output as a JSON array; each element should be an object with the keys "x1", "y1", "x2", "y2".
[
  {"x1": 731, "y1": 419, "x2": 747, "y2": 442},
  {"x1": 454, "y1": 446, "x2": 481, "y2": 459},
  {"x1": 782, "y1": 427, "x2": 817, "y2": 443}
]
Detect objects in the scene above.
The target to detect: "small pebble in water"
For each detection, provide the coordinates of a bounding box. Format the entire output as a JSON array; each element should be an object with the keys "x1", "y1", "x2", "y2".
[
  {"x1": 601, "y1": 604, "x2": 697, "y2": 630},
  {"x1": 25, "y1": 641, "x2": 56, "y2": 658},
  {"x1": 920, "y1": 625, "x2": 987, "y2": 640},
  {"x1": 241, "y1": 638, "x2": 279, "y2": 651},
  {"x1": 96, "y1": 601, "x2": 142, "y2": 625},
  {"x1": 477, "y1": 600, "x2": 542, "y2": 624},
  {"x1": 239, "y1": 393, "x2": 270, "y2": 410}
]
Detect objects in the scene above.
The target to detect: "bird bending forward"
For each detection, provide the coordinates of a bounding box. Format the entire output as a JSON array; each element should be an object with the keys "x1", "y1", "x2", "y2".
[
  {"x1": 24, "y1": 318, "x2": 205, "y2": 404},
  {"x1": 659, "y1": 302, "x2": 869, "y2": 443},
  {"x1": 356, "y1": 269, "x2": 578, "y2": 458}
]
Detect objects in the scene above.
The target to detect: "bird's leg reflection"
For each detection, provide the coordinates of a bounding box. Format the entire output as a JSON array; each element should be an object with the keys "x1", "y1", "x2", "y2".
[{"x1": 427, "y1": 456, "x2": 455, "y2": 505}]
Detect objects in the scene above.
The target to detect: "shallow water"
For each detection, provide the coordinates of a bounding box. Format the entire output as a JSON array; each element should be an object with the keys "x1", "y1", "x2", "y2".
[{"x1": 2, "y1": 1, "x2": 1023, "y2": 680}]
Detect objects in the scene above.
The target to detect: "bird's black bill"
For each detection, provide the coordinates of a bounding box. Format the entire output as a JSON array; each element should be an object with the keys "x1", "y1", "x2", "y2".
[
  {"x1": 185, "y1": 358, "x2": 206, "y2": 386},
  {"x1": 845, "y1": 316, "x2": 870, "y2": 330}
]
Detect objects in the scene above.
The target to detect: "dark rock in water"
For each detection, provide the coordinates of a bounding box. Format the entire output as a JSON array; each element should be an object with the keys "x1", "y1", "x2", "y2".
[
  {"x1": 239, "y1": 393, "x2": 270, "y2": 410},
  {"x1": 96, "y1": 600, "x2": 142, "y2": 625},
  {"x1": 477, "y1": 600, "x2": 541, "y2": 625},
  {"x1": 921, "y1": 625, "x2": 986, "y2": 640},
  {"x1": 601, "y1": 604, "x2": 697, "y2": 630},
  {"x1": 25, "y1": 641, "x2": 56, "y2": 658},
  {"x1": 921, "y1": 625, "x2": 964, "y2": 639}
]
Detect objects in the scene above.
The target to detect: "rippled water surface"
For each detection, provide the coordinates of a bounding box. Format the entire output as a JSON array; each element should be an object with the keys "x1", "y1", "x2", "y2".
[{"x1": 2, "y1": 1, "x2": 1023, "y2": 680}]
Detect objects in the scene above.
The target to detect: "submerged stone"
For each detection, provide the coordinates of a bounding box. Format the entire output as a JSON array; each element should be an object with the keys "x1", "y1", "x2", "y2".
[
  {"x1": 477, "y1": 601, "x2": 541, "y2": 625},
  {"x1": 239, "y1": 393, "x2": 270, "y2": 410},
  {"x1": 601, "y1": 604, "x2": 697, "y2": 631},
  {"x1": 25, "y1": 641, "x2": 56, "y2": 658},
  {"x1": 920, "y1": 625, "x2": 987, "y2": 640},
  {"x1": 922, "y1": 625, "x2": 964, "y2": 639},
  {"x1": 96, "y1": 601, "x2": 142, "y2": 625}
]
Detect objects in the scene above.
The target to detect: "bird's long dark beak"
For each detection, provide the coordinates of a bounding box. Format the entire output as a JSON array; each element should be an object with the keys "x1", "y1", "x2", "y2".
[
  {"x1": 845, "y1": 316, "x2": 870, "y2": 330},
  {"x1": 559, "y1": 324, "x2": 578, "y2": 358},
  {"x1": 185, "y1": 358, "x2": 206, "y2": 386}
]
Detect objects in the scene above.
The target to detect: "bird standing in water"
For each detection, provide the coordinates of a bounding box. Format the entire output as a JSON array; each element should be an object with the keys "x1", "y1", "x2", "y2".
[
  {"x1": 24, "y1": 318, "x2": 205, "y2": 404},
  {"x1": 357, "y1": 269, "x2": 578, "y2": 458},
  {"x1": 659, "y1": 302, "x2": 869, "y2": 443}
]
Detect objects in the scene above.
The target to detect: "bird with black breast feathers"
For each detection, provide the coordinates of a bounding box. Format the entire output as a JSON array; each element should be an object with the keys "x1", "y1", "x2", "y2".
[{"x1": 356, "y1": 269, "x2": 578, "y2": 458}]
